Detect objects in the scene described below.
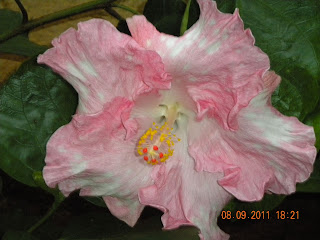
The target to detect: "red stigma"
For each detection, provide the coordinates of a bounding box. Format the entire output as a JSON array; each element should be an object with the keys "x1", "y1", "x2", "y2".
[
  {"x1": 159, "y1": 152, "x2": 163, "y2": 158},
  {"x1": 151, "y1": 159, "x2": 157, "y2": 163},
  {"x1": 153, "y1": 145, "x2": 158, "y2": 151},
  {"x1": 144, "y1": 156, "x2": 148, "y2": 161},
  {"x1": 143, "y1": 148, "x2": 148, "y2": 153}
]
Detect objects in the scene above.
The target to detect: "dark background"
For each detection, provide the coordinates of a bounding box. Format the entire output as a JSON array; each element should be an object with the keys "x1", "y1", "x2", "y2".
[{"x1": 1, "y1": 169, "x2": 319, "y2": 240}]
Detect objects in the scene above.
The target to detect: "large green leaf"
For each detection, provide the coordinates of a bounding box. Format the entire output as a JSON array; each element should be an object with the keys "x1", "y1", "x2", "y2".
[
  {"x1": 187, "y1": 0, "x2": 200, "y2": 29},
  {"x1": 305, "y1": 104, "x2": 320, "y2": 151},
  {"x1": 271, "y1": 76, "x2": 302, "y2": 119},
  {"x1": 215, "y1": 0, "x2": 236, "y2": 13},
  {"x1": 0, "y1": 9, "x2": 48, "y2": 57},
  {"x1": 237, "y1": 0, "x2": 320, "y2": 121},
  {"x1": 311, "y1": 112, "x2": 320, "y2": 151},
  {"x1": 0, "y1": 59, "x2": 77, "y2": 186},
  {"x1": 143, "y1": 0, "x2": 186, "y2": 36}
]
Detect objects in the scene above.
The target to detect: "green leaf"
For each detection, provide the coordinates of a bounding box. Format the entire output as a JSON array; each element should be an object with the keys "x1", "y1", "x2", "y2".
[
  {"x1": 271, "y1": 74, "x2": 303, "y2": 119},
  {"x1": 142, "y1": 0, "x2": 200, "y2": 36},
  {"x1": 0, "y1": 9, "x2": 47, "y2": 56},
  {"x1": 312, "y1": 113, "x2": 320, "y2": 151},
  {"x1": 0, "y1": 35, "x2": 48, "y2": 57},
  {"x1": 187, "y1": 0, "x2": 200, "y2": 29},
  {"x1": 305, "y1": 107, "x2": 320, "y2": 151},
  {"x1": 237, "y1": 0, "x2": 320, "y2": 120},
  {"x1": 0, "y1": 58, "x2": 78, "y2": 187},
  {"x1": 143, "y1": 0, "x2": 186, "y2": 35},
  {"x1": 215, "y1": 0, "x2": 236, "y2": 13},
  {"x1": 297, "y1": 156, "x2": 320, "y2": 193},
  {"x1": 2, "y1": 230, "x2": 40, "y2": 240}
]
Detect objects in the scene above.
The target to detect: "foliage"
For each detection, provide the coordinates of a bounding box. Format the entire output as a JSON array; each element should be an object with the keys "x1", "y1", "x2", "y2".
[
  {"x1": 236, "y1": 0, "x2": 320, "y2": 121},
  {"x1": 0, "y1": 59, "x2": 77, "y2": 186},
  {"x1": 0, "y1": 9, "x2": 47, "y2": 57}
]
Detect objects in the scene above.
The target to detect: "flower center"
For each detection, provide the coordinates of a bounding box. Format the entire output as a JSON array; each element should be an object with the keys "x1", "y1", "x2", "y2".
[{"x1": 137, "y1": 104, "x2": 181, "y2": 165}]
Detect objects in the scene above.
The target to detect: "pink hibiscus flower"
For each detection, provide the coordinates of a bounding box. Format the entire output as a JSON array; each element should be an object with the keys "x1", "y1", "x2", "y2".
[{"x1": 37, "y1": 0, "x2": 316, "y2": 239}]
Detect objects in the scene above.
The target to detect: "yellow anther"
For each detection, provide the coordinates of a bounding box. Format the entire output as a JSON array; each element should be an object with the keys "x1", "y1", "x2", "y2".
[{"x1": 136, "y1": 113, "x2": 181, "y2": 165}]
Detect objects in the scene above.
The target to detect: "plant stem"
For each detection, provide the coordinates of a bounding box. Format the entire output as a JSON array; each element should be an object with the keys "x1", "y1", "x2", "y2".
[
  {"x1": 27, "y1": 195, "x2": 64, "y2": 233},
  {"x1": 0, "y1": 0, "x2": 117, "y2": 44},
  {"x1": 111, "y1": 3, "x2": 141, "y2": 15},
  {"x1": 105, "y1": 7, "x2": 125, "y2": 21},
  {"x1": 14, "y1": 0, "x2": 28, "y2": 23}
]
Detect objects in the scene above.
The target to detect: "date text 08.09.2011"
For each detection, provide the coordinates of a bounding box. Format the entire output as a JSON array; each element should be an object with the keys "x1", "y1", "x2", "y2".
[{"x1": 220, "y1": 210, "x2": 300, "y2": 220}]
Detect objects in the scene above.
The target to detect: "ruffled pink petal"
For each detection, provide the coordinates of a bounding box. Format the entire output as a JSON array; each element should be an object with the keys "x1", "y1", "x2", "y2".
[
  {"x1": 43, "y1": 97, "x2": 153, "y2": 226},
  {"x1": 188, "y1": 72, "x2": 316, "y2": 201},
  {"x1": 139, "y1": 137, "x2": 232, "y2": 240},
  {"x1": 187, "y1": 81, "x2": 235, "y2": 129},
  {"x1": 103, "y1": 196, "x2": 143, "y2": 227},
  {"x1": 127, "y1": 0, "x2": 269, "y2": 129},
  {"x1": 38, "y1": 19, "x2": 171, "y2": 114}
]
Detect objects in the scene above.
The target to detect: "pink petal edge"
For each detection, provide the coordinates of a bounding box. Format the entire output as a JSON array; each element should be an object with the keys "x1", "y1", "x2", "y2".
[
  {"x1": 38, "y1": 19, "x2": 171, "y2": 114},
  {"x1": 188, "y1": 71, "x2": 316, "y2": 201}
]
